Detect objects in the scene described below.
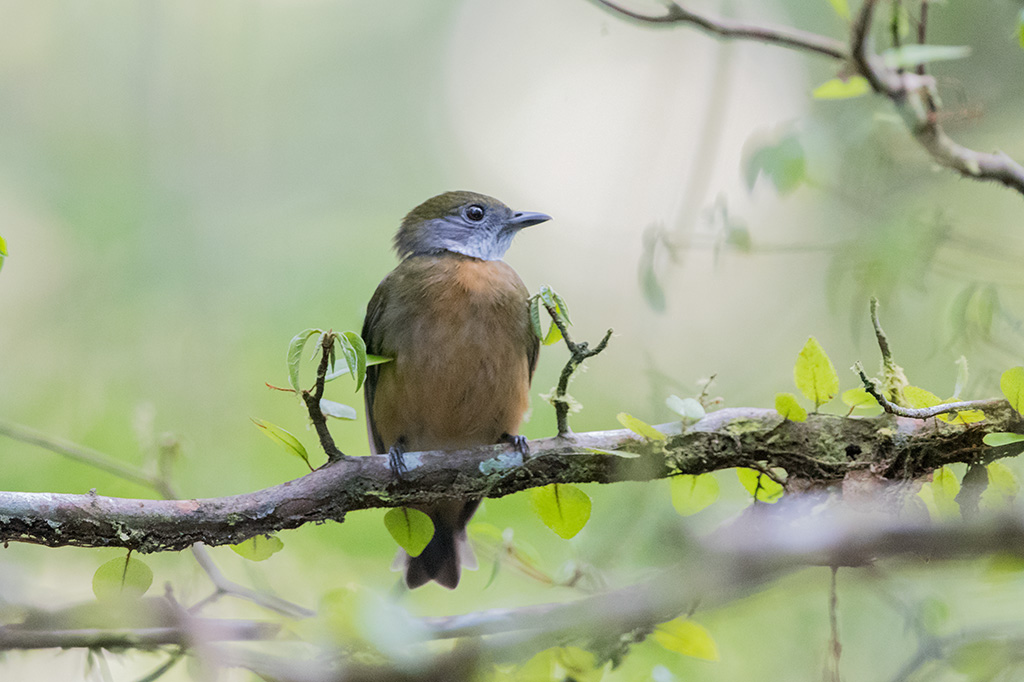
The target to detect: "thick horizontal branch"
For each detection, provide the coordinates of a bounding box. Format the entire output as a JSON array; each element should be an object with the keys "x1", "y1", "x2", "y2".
[
  {"x1": 0, "y1": 401, "x2": 1020, "y2": 552},
  {"x1": 0, "y1": 619, "x2": 279, "y2": 650}
]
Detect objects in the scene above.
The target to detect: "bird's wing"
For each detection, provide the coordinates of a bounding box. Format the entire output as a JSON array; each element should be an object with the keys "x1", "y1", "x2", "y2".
[{"x1": 361, "y1": 273, "x2": 391, "y2": 455}]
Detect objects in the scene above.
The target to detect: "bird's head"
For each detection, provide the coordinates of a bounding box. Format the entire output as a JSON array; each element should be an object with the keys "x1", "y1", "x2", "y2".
[{"x1": 394, "y1": 191, "x2": 551, "y2": 261}]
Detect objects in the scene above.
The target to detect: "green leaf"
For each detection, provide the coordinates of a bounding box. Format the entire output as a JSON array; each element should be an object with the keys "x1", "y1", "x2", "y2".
[
  {"x1": 92, "y1": 554, "x2": 153, "y2": 600},
  {"x1": 320, "y1": 399, "x2": 358, "y2": 420},
  {"x1": 917, "y1": 466, "x2": 960, "y2": 520},
  {"x1": 287, "y1": 329, "x2": 321, "y2": 393},
  {"x1": 331, "y1": 331, "x2": 366, "y2": 391},
  {"x1": 841, "y1": 387, "x2": 878, "y2": 411},
  {"x1": 582, "y1": 447, "x2": 641, "y2": 459},
  {"x1": 980, "y1": 461, "x2": 1020, "y2": 512},
  {"x1": 325, "y1": 354, "x2": 391, "y2": 382},
  {"x1": 670, "y1": 474, "x2": 720, "y2": 516},
  {"x1": 903, "y1": 385, "x2": 942, "y2": 409},
  {"x1": 231, "y1": 535, "x2": 284, "y2": 561},
  {"x1": 826, "y1": 0, "x2": 850, "y2": 20},
  {"x1": 252, "y1": 418, "x2": 311, "y2": 469},
  {"x1": 551, "y1": 290, "x2": 573, "y2": 326},
  {"x1": 1018, "y1": 10, "x2": 1024, "y2": 50},
  {"x1": 0, "y1": 234, "x2": 6, "y2": 274},
  {"x1": 652, "y1": 619, "x2": 720, "y2": 661},
  {"x1": 736, "y1": 468, "x2": 785, "y2": 503},
  {"x1": 774, "y1": 392, "x2": 808, "y2": 422},
  {"x1": 530, "y1": 484, "x2": 591, "y2": 539},
  {"x1": 812, "y1": 76, "x2": 870, "y2": 100},
  {"x1": 666, "y1": 395, "x2": 706, "y2": 420},
  {"x1": 542, "y1": 319, "x2": 563, "y2": 345},
  {"x1": 983, "y1": 432, "x2": 1024, "y2": 447},
  {"x1": 881, "y1": 44, "x2": 972, "y2": 69},
  {"x1": 617, "y1": 412, "x2": 666, "y2": 440},
  {"x1": 384, "y1": 508, "x2": 435, "y2": 557},
  {"x1": 793, "y1": 337, "x2": 839, "y2": 409},
  {"x1": 744, "y1": 130, "x2": 806, "y2": 195},
  {"x1": 1000, "y1": 367, "x2": 1024, "y2": 415},
  {"x1": 529, "y1": 296, "x2": 543, "y2": 340},
  {"x1": 953, "y1": 356, "x2": 969, "y2": 399}
]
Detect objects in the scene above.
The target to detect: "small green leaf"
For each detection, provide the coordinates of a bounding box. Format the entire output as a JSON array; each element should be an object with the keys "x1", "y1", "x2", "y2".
[
  {"x1": 812, "y1": 76, "x2": 870, "y2": 100},
  {"x1": 231, "y1": 535, "x2": 284, "y2": 561},
  {"x1": 744, "y1": 130, "x2": 806, "y2": 195},
  {"x1": 320, "y1": 399, "x2": 358, "y2": 420},
  {"x1": 774, "y1": 392, "x2": 808, "y2": 422},
  {"x1": 827, "y1": 0, "x2": 850, "y2": 20},
  {"x1": 384, "y1": 508, "x2": 435, "y2": 557},
  {"x1": 326, "y1": 354, "x2": 391, "y2": 382},
  {"x1": 582, "y1": 447, "x2": 641, "y2": 459},
  {"x1": 953, "y1": 356, "x2": 969, "y2": 399},
  {"x1": 881, "y1": 44, "x2": 972, "y2": 69},
  {"x1": 530, "y1": 484, "x2": 591, "y2": 539},
  {"x1": 918, "y1": 466, "x2": 960, "y2": 520},
  {"x1": 983, "y1": 432, "x2": 1024, "y2": 447},
  {"x1": 542, "y1": 319, "x2": 563, "y2": 346},
  {"x1": 0, "y1": 234, "x2": 7, "y2": 274},
  {"x1": 529, "y1": 296, "x2": 543, "y2": 340},
  {"x1": 551, "y1": 290, "x2": 573, "y2": 326},
  {"x1": 670, "y1": 474, "x2": 720, "y2": 516},
  {"x1": 252, "y1": 418, "x2": 311, "y2": 469},
  {"x1": 339, "y1": 331, "x2": 368, "y2": 391},
  {"x1": 736, "y1": 468, "x2": 785, "y2": 503},
  {"x1": 652, "y1": 619, "x2": 720, "y2": 661},
  {"x1": 617, "y1": 412, "x2": 666, "y2": 440},
  {"x1": 841, "y1": 387, "x2": 878, "y2": 410},
  {"x1": 980, "y1": 461, "x2": 1020, "y2": 512},
  {"x1": 903, "y1": 385, "x2": 941, "y2": 408},
  {"x1": 793, "y1": 337, "x2": 839, "y2": 409},
  {"x1": 666, "y1": 395, "x2": 706, "y2": 420},
  {"x1": 287, "y1": 329, "x2": 321, "y2": 393},
  {"x1": 93, "y1": 554, "x2": 153, "y2": 600},
  {"x1": 1018, "y1": 10, "x2": 1024, "y2": 50},
  {"x1": 939, "y1": 408, "x2": 985, "y2": 425},
  {"x1": 1000, "y1": 367, "x2": 1024, "y2": 415}
]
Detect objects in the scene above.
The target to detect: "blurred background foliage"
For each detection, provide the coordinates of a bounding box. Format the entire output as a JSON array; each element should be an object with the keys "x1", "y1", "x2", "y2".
[{"x1": 1, "y1": 0, "x2": 1023, "y2": 679}]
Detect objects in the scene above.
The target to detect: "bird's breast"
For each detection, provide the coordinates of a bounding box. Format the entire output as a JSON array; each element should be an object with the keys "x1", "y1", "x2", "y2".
[{"x1": 370, "y1": 255, "x2": 535, "y2": 452}]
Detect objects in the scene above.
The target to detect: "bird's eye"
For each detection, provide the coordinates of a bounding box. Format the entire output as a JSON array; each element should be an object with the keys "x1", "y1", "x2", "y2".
[{"x1": 464, "y1": 205, "x2": 485, "y2": 222}]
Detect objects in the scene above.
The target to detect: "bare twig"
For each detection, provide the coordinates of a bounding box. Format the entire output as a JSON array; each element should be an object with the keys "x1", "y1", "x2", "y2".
[
  {"x1": 543, "y1": 301, "x2": 614, "y2": 437},
  {"x1": 854, "y1": 362, "x2": 988, "y2": 419},
  {"x1": 589, "y1": 0, "x2": 848, "y2": 60}
]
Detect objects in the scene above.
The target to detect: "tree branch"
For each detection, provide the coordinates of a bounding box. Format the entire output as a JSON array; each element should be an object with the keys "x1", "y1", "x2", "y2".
[
  {"x1": 591, "y1": 0, "x2": 1024, "y2": 197},
  {"x1": 1, "y1": 401, "x2": 1020, "y2": 551}
]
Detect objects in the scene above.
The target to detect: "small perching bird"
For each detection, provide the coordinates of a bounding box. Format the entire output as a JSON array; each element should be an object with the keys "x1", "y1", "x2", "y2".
[{"x1": 362, "y1": 191, "x2": 550, "y2": 589}]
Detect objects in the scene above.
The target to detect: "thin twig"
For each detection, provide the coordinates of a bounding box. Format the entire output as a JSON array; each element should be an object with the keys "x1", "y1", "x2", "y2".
[
  {"x1": 854, "y1": 362, "x2": 989, "y2": 419},
  {"x1": 589, "y1": 0, "x2": 848, "y2": 60},
  {"x1": 544, "y1": 301, "x2": 613, "y2": 437},
  {"x1": 300, "y1": 332, "x2": 345, "y2": 462}
]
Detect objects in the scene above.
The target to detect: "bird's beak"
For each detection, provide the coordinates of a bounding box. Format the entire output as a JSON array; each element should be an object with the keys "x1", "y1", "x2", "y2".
[{"x1": 509, "y1": 211, "x2": 552, "y2": 228}]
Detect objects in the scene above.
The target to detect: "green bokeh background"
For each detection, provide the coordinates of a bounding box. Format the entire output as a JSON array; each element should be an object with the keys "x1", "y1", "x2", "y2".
[{"x1": 1, "y1": 0, "x2": 1023, "y2": 679}]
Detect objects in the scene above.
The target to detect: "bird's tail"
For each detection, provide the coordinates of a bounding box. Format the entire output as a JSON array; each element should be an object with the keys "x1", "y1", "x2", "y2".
[{"x1": 402, "y1": 500, "x2": 479, "y2": 589}]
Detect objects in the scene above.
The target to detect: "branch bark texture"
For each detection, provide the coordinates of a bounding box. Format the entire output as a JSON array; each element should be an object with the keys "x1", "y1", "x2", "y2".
[{"x1": 1, "y1": 401, "x2": 1019, "y2": 552}]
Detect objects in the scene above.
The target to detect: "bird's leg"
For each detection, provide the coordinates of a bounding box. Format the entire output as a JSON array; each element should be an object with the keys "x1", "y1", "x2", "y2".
[
  {"x1": 388, "y1": 437, "x2": 409, "y2": 478},
  {"x1": 501, "y1": 433, "x2": 530, "y2": 457}
]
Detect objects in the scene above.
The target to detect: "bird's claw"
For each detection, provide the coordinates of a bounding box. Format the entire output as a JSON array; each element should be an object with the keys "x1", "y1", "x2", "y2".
[
  {"x1": 502, "y1": 433, "x2": 531, "y2": 458},
  {"x1": 388, "y1": 442, "x2": 408, "y2": 479}
]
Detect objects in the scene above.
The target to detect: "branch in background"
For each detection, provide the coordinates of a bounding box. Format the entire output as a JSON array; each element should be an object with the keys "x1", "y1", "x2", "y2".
[
  {"x1": 591, "y1": 0, "x2": 1024, "y2": 197},
  {"x1": 589, "y1": 0, "x2": 848, "y2": 60},
  {"x1": 1, "y1": 400, "x2": 1020, "y2": 551}
]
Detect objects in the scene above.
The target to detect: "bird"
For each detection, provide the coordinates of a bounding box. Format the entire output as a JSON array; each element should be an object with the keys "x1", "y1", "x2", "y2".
[{"x1": 362, "y1": 191, "x2": 549, "y2": 589}]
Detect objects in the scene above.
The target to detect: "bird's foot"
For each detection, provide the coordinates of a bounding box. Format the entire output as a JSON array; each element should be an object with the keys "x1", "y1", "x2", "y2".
[
  {"x1": 501, "y1": 433, "x2": 531, "y2": 458},
  {"x1": 388, "y1": 440, "x2": 409, "y2": 479}
]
